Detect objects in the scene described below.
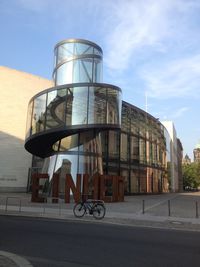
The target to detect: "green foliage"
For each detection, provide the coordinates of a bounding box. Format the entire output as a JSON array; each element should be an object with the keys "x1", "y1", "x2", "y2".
[{"x1": 182, "y1": 162, "x2": 200, "y2": 190}]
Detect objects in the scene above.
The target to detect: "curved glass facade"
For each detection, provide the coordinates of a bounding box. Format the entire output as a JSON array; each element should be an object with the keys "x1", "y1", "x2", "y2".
[
  {"x1": 25, "y1": 83, "x2": 121, "y2": 139},
  {"x1": 25, "y1": 38, "x2": 170, "y2": 196}
]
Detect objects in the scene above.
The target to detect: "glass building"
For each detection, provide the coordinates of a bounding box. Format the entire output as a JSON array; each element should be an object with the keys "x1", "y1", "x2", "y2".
[{"x1": 25, "y1": 39, "x2": 170, "y2": 196}]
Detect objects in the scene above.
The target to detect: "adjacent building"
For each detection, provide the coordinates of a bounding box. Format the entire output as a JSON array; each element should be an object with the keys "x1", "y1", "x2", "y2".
[
  {"x1": 193, "y1": 143, "x2": 200, "y2": 163},
  {"x1": 182, "y1": 154, "x2": 191, "y2": 165},
  {"x1": 161, "y1": 121, "x2": 181, "y2": 192},
  {"x1": 0, "y1": 66, "x2": 52, "y2": 192}
]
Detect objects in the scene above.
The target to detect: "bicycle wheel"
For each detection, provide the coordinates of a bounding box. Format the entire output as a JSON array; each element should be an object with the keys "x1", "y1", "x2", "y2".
[
  {"x1": 92, "y1": 204, "x2": 106, "y2": 219},
  {"x1": 73, "y1": 203, "x2": 86, "y2": 218}
]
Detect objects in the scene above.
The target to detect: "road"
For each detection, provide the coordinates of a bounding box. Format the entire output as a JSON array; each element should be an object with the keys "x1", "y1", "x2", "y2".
[{"x1": 0, "y1": 215, "x2": 200, "y2": 267}]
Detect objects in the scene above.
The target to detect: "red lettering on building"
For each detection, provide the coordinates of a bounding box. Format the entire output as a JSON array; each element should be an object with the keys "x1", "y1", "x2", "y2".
[
  {"x1": 31, "y1": 173, "x2": 49, "y2": 202},
  {"x1": 31, "y1": 173, "x2": 124, "y2": 203}
]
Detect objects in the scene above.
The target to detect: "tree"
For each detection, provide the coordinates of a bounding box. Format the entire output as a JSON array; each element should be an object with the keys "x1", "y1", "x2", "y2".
[{"x1": 182, "y1": 162, "x2": 200, "y2": 190}]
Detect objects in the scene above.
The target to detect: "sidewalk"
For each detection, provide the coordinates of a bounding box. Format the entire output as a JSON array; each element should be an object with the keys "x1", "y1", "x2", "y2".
[{"x1": 1, "y1": 191, "x2": 200, "y2": 231}]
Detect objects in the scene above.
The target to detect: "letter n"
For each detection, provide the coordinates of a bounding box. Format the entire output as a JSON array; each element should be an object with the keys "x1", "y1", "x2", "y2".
[{"x1": 65, "y1": 174, "x2": 81, "y2": 203}]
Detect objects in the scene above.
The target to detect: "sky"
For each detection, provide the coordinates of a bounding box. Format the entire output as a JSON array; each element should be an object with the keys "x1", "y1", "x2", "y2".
[{"x1": 1, "y1": 0, "x2": 200, "y2": 159}]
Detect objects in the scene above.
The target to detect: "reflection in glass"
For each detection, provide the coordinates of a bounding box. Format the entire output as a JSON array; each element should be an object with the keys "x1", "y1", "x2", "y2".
[
  {"x1": 56, "y1": 62, "x2": 73, "y2": 85},
  {"x1": 26, "y1": 101, "x2": 33, "y2": 138},
  {"x1": 139, "y1": 138, "x2": 146, "y2": 164},
  {"x1": 59, "y1": 134, "x2": 79, "y2": 152},
  {"x1": 31, "y1": 94, "x2": 47, "y2": 134},
  {"x1": 57, "y1": 43, "x2": 74, "y2": 64},
  {"x1": 130, "y1": 169, "x2": 139, "y2": 193},
  {"x1": 121, "y1": 105, "x2": 130, "y2": 132},
  {"x1": 71, "y1": 87, "x2": 88, "y2": 125},
  {"x1": 88, "y1": 87, "x2": 107, "y2": 124},
  {"x1": 46, "y1": 89, "x2": 66, "y2": 130},
  {"x1": 140, "y1": 168, "x2": 147, "y2": 193},
  {"x1": 107, "y1": 89, "x2": 119, "y2": 124},
  {"x1": 120, "y1": 133, "x2": 128, "y2": 161},
  {"x1": 54, "y1": 154, "x2": 77, "y2": 194},
  {"x1": 130, "y1": 136, "x2": 139, "y2": 163},
  {"x1": 108, "y1": 131, "x2": 119, "y2": 159},
  {"x1": 79, "y1": 132, "x2": 103, "y2": 175}
]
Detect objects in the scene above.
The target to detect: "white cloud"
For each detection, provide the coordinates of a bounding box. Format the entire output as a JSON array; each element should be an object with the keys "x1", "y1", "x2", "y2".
[
  {"x1": 104, "y1": 0, "x2": 171, "y2": 71},
  {"x1": 103, "y1": 0, "x2": 200, "y2": 72},
  {"x1": 171, "y1": 107, "x2": 189, "y2": 118},
  {"x1": 141, "y1": 54, "x2": 200, "y2": 99}
]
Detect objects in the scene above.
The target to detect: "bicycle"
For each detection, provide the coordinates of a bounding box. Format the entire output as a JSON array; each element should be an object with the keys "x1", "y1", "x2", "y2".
[{"x1": 73, "y1": 199, "x2": 106, "y2": 219}]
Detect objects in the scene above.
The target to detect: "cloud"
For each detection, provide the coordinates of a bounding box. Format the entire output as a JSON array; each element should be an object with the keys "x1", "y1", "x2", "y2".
[
  {"x1": 104, "y1": 0, "x2": 171, "y2": 71},
  {"x1": 103, "y1": 0, "x2": 200, "y2": 72},
  {"x1": 171, "y1": 107, "x2": 189, "y2": 118},
  {"x1": 141, "y1": 54, "x2": 200, "y2": 99}
]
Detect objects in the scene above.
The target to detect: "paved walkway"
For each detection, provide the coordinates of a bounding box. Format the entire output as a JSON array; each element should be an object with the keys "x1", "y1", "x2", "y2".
[{"x1": 1, "y1": 191, "x2": 200, "y2": 266}]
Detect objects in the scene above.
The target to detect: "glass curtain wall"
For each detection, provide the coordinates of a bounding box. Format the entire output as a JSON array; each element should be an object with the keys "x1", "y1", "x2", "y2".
[{"x1": 101, "y1": 102, "x2": 169, "y2": 194}]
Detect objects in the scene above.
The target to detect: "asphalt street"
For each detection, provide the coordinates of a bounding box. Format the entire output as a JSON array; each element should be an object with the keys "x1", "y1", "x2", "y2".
[{"x1": 1, "y1": 215, "x2": 200, "y2": 267}]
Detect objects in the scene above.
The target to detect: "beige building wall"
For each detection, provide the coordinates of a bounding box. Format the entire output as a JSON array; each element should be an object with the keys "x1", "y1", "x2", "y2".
[{"x1": 0, "y1": 66, "x2": 53, "y2": 192}]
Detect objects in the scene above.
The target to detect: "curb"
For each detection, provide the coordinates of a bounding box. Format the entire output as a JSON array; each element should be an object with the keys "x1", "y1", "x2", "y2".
[{"x1": 0, "y1": 251, "x2": 33, "y2": 267}]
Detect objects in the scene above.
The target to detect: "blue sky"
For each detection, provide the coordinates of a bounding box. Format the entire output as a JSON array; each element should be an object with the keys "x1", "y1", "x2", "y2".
[{"x1": 1, "y1": 0, "x2": 200, "y2": 159}]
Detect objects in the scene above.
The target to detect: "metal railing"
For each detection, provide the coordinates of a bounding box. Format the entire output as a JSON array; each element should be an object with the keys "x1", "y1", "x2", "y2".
[
  {"x1": 0, "y1": 196, "x2": 68, "y2": 216},
  {"x1": 1, "y1": 195, "x2": 200, "y2": 220},
  {"x1": 141, "y1": 199, "x2": 199, "y2": 218}
]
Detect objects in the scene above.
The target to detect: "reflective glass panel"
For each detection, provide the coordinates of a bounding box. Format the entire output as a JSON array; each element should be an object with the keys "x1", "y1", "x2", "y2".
[
  {"x1": 93, "y1": 58, "x2": 102, "y2": 82},
  {"x1": 107, "y1": 89, "x2": 120, "y2": 124},
  {"x1": 79, "y1": 132, "x2": 103, "y2": 175},
  {"x1": 78, "y1": 154, "x2": 103, "y2": 176},
  {"x1": 121, "y1": 169, "x2": 129, "y2": 193},
  {"x1": 46, "y1": 89, "x2": 66, "y2": 130},
  {"x1": 139, "y1": 138, "x2": 146, "y2": 164},
  {"x1": 52, "y1": 141, "x2": 60, "y2": 152},
  {"x1": 139, "y1": 168, "x2": 147, "y2": 193},
  {"x1": 79, "y1": 131, "x2": 94, "y2": 148},
  {"x1": 54, "y1": 154, "x2": 78, "y2": 193},
  {"x1": 75, "y1": 43, "x2": 93, "y2": 55},
  {"x1": 88, "y1": 86, "x2": 106, "y2": 124},
  {"x1": 31, "y1": 94, "x2": 47, "y2": 134},
  {"x1": 139, "y1": 113, "x2": 146, "y2": 137},
  {"x1": 66, "y1": 87, "x2": 73, "y2": 126},
  {"x1": 71, "y1": 87, "x2": 88, "y2": 125},
  {"x1": 72, "y1": 59, "x2": 92, "y2": 83},
  {"x1": 57, "y1": 43, "x2": 74, "y2": 64},
  {"x1": 130, "y1": 135, "x2": 139, "y2": 163},
  {"x1": 120, "y1": 133, "x2": 128, "y2": 161},
  {"x1": 130, "y1": 169, "x2": 139, "y2": 193},
  {"x1": 130, "y1": 109, "x2": 139, "y2": 134},
  {"x1": 108, "y1": 131, "x2": 119, "y2": 159},
  {"x1": 59, "y1": 134, "x2": 79, "y2": 152},
  {"x1": 81, "y1": 59, "x2": 93, "y2": 82},
  {"x1": 26, "y1": 101, "x2": 33, "y2": 138},
  {"x1": 56, "y1": 62, "x2": 73, "y2": 85},
  {"x1": 121, "y1": 105, "x2": 130, "y2": 132}
]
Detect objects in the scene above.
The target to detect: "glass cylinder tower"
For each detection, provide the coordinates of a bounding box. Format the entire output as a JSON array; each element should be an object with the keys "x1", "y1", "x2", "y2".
[{"x1": 25, "y1": 39, "x2": 122, "y2": 194}]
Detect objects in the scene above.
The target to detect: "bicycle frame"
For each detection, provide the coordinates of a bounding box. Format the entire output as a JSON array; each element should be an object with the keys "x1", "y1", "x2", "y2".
[
  {"x1": 83, "y1": 200, "x2": 104, "y2": 214},
  {"x1": 73, "y1": 199, "x2": 106, "y2": 219}
]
